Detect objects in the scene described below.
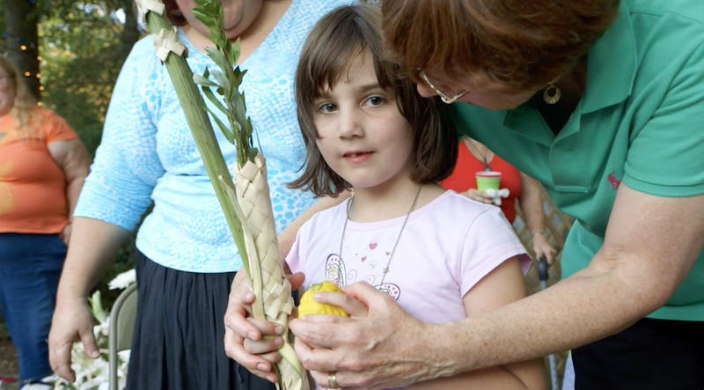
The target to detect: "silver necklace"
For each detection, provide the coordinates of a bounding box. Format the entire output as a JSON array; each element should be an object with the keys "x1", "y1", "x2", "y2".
[{"x1": 338, "y1": 185, "x2": 423, "y2": 287}]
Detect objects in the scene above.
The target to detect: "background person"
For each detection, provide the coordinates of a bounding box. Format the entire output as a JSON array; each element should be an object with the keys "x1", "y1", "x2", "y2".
[
  {"x1": 0, "y1": 55, "x2": 90, "y2": 389},
  {"x1": 231, "y1": 1, "x2": 704, "y2": 389},
  {"x1": 442, "y1": 136, "x2": 556, "y2": 264},
  {"x1": 47, "y1": 0, "x2": 350, "y2": 389}
]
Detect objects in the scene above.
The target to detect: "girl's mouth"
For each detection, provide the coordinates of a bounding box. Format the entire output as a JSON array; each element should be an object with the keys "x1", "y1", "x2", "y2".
[{"x1": 343, "y1": 151, "x2": 373, "y2": 163}]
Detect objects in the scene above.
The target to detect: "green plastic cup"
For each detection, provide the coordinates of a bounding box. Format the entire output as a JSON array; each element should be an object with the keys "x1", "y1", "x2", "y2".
[{"x1": 476, "y1": 171, "x2": 501, "y2": 191}]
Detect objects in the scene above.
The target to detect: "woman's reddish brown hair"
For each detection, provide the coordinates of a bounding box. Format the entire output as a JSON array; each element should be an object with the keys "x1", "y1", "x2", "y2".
[{"x1": 382, "y1": 0, "x2": 619, "y2": 90}]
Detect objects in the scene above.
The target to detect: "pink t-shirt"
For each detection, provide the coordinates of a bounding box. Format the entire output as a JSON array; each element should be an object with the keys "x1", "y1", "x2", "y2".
[{"x1": 287, "y1": 190, "x2": 528, "y2": 323}]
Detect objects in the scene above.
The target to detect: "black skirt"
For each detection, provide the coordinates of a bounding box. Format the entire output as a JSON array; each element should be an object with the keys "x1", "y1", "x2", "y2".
[{"x1": 126, "y1": 251, "x2": 276, "y2": 390}]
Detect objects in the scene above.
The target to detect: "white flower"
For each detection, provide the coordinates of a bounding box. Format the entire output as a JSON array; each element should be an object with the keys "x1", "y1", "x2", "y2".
[
  {"x1": 23, "y1": 383, "x2": 53, "y2": 390},
  {"x1": 108, "y1": 269, "x2": 136, "y2": 290}
]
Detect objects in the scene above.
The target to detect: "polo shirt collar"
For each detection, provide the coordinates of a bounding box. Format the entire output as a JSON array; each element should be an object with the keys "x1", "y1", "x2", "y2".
[
  {"x1": 580, "y1": 1, "x2": 637, "y2": 113},
  {"x1": 500, "y1": 1, "x2": 638, "y2": 146}
]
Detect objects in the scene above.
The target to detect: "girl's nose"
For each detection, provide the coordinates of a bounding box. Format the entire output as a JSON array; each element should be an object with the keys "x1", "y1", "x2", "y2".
[{"x1": 338, "y1": 108, "x2": 364, "y2": 138}]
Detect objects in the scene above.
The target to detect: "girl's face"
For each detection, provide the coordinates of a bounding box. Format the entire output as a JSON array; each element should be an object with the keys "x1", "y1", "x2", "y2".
[
  {"x1": 416, "y1": 70, "x2": 537, "y2": 110},
  {"x1": 176, "y1": 0, "x2": 263, "y2": 40},
  {"x1": 313, "y1": 51, "x2": 415, "y2": 192},
  {"x1": 0, "y1": 66, "x2": 15, "y2": 116}
]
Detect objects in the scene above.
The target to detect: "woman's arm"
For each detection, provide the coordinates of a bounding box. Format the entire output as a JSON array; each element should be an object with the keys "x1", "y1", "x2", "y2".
[
  {"x1": 409, "y1": 258, "x2": 546, "y2": 390},
  {"x1": 289, "y1": 185, "x2": 704, "y2": 389},
  {"x1": 48, "y1": 217, "x2": 131, "y2": 381},
  {"x1": 49, "y1": 40, "x2": 162, "y2": 381},
  {"x1": 518, "y1": 172, "x2": 556, "y2": 264},
  {"x1": 47, "y1": 138, "x2": 91, "y2": 243}
]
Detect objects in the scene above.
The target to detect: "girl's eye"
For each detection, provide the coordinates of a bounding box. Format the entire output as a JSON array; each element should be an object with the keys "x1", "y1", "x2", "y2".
[
  {"x1": 365, "y1": 95, "x2": 386, "y2": 106},
  {"x1": 318, "y1": 102, "x2": 337, "y2": 113}
]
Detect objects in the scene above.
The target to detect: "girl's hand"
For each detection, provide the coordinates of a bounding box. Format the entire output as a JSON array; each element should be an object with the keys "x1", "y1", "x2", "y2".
[
  {"x1": 223, "y1": 272, "x2": 305, "y2": 383},
  {"x1": 303, "y1": 286, "x2": 369, "y2": 318}
]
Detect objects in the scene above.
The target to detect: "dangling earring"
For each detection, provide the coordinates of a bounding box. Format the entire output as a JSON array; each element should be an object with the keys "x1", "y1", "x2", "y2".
[{"x1": 542, "y1": 84, "x2": 561, "y2": 105}]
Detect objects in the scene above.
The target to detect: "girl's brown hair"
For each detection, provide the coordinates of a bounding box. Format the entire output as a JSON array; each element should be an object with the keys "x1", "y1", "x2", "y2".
[
  {"x1": 382, "y1": 0, "x2": 619, "y2": 90},
  {"x1": 290, "y1": 4, "x2": 457, "y2": 197},
  {"x1": 0, "y1": 55, "x2": 39, "y2": 135}
]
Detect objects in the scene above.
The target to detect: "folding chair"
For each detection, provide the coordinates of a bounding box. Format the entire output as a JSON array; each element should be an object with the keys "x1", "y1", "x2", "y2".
[{"x1": 108, "y1": 283, "x2": 137, "y2": 390}]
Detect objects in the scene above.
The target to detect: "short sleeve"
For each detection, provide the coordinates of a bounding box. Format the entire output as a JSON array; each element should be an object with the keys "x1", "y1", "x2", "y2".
[
  {"x1": 42, "y1": 110, "x2": 77, "y2": 143},
  {"x1": 73, "y1": 37, "x2": 165, "y2": 231},
  {"x1": 459, "y1": 207, "x2": 527, "y2": 297},
  {"x1": 285, "y1": 228, "x2": 305, "y2": 276},
  {"x1": 624, "y1": 44, "x2": 704, "y2": 196}
]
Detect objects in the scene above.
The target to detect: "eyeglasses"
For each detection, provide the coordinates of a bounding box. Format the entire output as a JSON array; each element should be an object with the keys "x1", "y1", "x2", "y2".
[{"x1": 418, "y1": 70, "x2": 468, "y2": 104}]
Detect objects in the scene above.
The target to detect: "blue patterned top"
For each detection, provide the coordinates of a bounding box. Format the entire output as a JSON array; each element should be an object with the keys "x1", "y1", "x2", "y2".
[{"x1": 75, "y1": 0, "x2": 352, "y2": 272}]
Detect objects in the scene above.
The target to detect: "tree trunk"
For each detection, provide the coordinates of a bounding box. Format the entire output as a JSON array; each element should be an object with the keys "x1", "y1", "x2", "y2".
[{"x1": 4, "y1": 0, "x2": 41, "y2": 100}]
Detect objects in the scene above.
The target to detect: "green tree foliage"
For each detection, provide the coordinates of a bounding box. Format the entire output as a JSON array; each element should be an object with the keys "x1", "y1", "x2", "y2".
[
  {"x1": 2, "y1": 0, "x2": 41, "y2": 100},
  {"x1": 38, "y1": 0, "x2": 141, "y2": 154}
]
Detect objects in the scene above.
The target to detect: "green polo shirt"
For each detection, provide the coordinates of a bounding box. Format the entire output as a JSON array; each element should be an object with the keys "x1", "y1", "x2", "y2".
[{"x1": 452, "y1": 0, "x2": 704, "y2": 320}]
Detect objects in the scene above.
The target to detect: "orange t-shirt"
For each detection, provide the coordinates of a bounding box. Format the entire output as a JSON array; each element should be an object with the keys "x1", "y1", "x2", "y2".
[{"x1": 0, "y1": 108, "x2": 78, "y2": 233}]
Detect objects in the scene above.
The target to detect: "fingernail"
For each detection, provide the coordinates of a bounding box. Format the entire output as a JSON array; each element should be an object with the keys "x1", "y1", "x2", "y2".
[
  {"x1": 274, "y1": 325, "x2": 284, "y2": 335},
  {"x1": 248, "y1": 331, "x2": 258, "y2": 340},
  {"x1": 257, "y1": 363, "x2": 268, "y2": 371},
  {"x1": 274, "y1": 337, "x2": 283, "y2": 347}
]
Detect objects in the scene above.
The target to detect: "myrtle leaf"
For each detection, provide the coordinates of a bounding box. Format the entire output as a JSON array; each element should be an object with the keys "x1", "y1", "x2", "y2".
[
  {"x1": 201, "y1": 86, "x2": 228, "y2": 115},
  {"x1": 193, "y1": 0, "x2": 256, "y2": 167}
]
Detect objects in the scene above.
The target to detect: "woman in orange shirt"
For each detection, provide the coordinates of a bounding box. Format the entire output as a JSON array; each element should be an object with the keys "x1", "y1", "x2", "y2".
[{"x1": 0, "y1": 55, "x2": 90, "y2": 388}]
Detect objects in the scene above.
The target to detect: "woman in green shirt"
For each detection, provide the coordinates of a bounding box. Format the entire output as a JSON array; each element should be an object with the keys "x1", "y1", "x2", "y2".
[{"x1": 227, "y1": 0, "x2": 704, "y2": 389}]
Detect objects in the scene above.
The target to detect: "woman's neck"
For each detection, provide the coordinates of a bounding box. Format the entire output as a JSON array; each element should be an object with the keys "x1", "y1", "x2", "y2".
[
  {"x1": 533, "y1": 57, "x2": 588, "y2": 134},
  {"x1": 184, "y1": 0, "x2": 292, "y2": 62},
  {"x1": 463, "y1": 137, "x2": 493, "y2": 168}
]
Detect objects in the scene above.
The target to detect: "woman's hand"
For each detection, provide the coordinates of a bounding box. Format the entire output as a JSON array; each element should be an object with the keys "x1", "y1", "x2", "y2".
[
  {"x1": 531, "y1": 232, "x2": 557, "y2": 264},
  {"x1": 461, "y1": 189, "x2": 495, "y2": 204},
  {"x1": 50, "y1": 218, "x2": 130, "y2": 381},
  {"x1": 49, "y1": 296, "x2": 100, "y2": 381},
  {"x1": 290, "y1": 282, "x2": 439, "y2": 389},
  {"x1": 60, "y1": 222, "x2": 72, "y2": 245}
]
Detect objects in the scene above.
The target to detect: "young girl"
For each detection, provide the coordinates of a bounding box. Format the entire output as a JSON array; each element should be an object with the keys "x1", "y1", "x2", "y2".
[{"x1": 240, "y1": 4, "x2": 546, "y2": 389}]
